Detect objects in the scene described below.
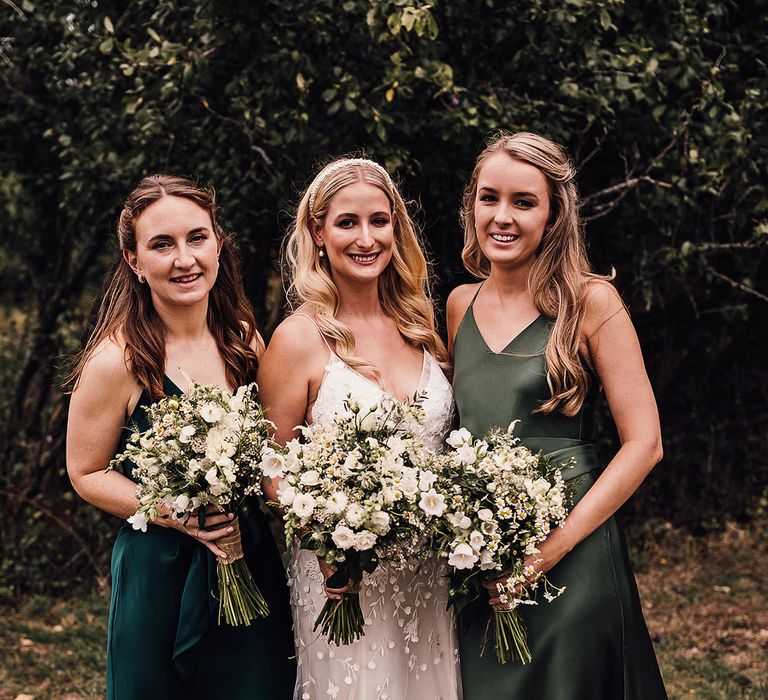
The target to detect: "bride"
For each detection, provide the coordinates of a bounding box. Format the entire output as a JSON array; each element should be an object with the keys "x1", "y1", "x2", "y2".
[{"x1": 258, "y1": 157, "x2": 462, "y2": 699}]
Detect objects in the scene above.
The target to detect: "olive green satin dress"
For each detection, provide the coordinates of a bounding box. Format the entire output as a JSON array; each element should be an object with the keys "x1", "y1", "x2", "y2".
[
  {"x1": 106, "y1": 377, "x2": 296, "y2": 699},
  {"x1": 453, "y1": 296, "x2": 666, "y2": 699}
]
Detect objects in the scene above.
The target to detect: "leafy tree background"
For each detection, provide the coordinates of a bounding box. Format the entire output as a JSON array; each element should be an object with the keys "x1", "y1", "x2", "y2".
[{"x1": 1, "y1": 0, "x2": 766, "y2": 597}]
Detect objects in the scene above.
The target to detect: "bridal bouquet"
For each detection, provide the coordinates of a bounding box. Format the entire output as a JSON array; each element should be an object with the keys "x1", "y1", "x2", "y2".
[
  {"x1": 264, "y1": 395, "x2": 443, "y2": 645},
  {"x1": 429, "y1": 423, "x2": 569, "y2": 664},
  {"x1": 110, "y1": 382, "x2": 278, "y2": 626}
]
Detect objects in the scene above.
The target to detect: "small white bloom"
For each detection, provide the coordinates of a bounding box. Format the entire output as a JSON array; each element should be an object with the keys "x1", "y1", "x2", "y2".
[
  {"x1": 353, "y1": 530, "x2": 377, "y2": 551},
  {"x1": 259, "y1": 449, "x2": 286, "y2": 479},
  {"x1": 469, "y1": 530, "x2": 486, "y2": 552},
  {"x1": 331, "y1": 525, "x2": 356, "y2": 550},
  {"x1": 418, "y1": 470, "x2": 438, "y2": 491},
  {"x1": 299, "y1": 469, "x2": 321, "y2": 487},
  {"x1": 346, "y1": 503, "x2": 365, "y2": 526},
  {"x1": 292, "y1": 494, "x2": 316, "y2": 520},
  {"x1": 178, "y1": 425, "x2": 196, "y2": 444},
  {"x1": 479, "y1": 549, "x2": 496, "y2": 570},
  {"x1": 205, "y1": 427, "x2": 236, "y2": 463},
  {"x1": 200, "y1": 402, "x2": 225, "y2": 423},
  {"x1": 447, "y1": 511, "x2": 472, "y2": 530},
  {"x1": 278, "y1": 484, "x2": 297, "y2": 507},
  {"x1": 456, "y1": 444, "x2": 478, "y2": 465},
  {"x1": 419, "y1": 488, "x2": 447, "y2": 517},
  {"x1": 369, "y1": 510, "x2": 391, "y2": 535},
  {"x1": 173, "y1": 494, "x2": 190, "y2": 513},
  {"x1": 477, "y1": 508, "x2": 493, "y2": 522},
  {"x1": 448, "y1": 543, "x2": 478, "y2": 569},
  {"x1": 127, "y1": 512, "x2": 149, "y2": 532},
  {"x1": 325, "y1": 491, "x2": 349, "y2": 515},
  {"x1": 446, "y1": 427, "x2": 472, "y2": 448},
  {"x1": 400, "y1": 477, "x2": 419, "y2": 498}
]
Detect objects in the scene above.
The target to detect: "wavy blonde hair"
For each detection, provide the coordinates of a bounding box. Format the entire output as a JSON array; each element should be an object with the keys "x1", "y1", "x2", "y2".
[
  {"x1": 460, "y1": 132, "x2": 612, "y2": 415},
  {"x1": 283, "y1": 157, "x2": 447, "y2": 377}
]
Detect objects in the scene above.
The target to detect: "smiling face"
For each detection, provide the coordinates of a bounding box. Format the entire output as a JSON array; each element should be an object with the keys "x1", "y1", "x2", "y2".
[
  {"x1": 125, "y1": 195, "x2": 221, "y2": 308},
  {"x1": 312, "y1": 180, "x2": 395, "y2": 287},
  {"x1": 473, "y1": 152, "x2": 551, "y2": 272}
]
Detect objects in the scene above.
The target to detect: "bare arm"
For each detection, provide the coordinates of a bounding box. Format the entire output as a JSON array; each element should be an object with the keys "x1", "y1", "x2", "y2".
[
  {"x1": 529, "y1": 282, "x2": 662, "y2": 573},
  {"x1": 66, "y1": 339, "x2": 234, "y2": 557}
]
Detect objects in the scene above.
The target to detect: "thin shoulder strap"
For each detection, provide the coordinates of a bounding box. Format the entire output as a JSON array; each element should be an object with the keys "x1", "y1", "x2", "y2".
[
  {"x1": 292, "y1": 312, "x2": 334, "y2": 353},
  {"x1": 469, "y1": 282, "x2": 484, "y2": 307}
]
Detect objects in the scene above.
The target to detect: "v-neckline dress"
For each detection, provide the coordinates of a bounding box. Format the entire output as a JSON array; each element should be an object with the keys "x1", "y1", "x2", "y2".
[
  {"x1": 452, "y1": 291, "x2": 667, "y2": 700},
  {"x1": 287, "y1": 339, "x2": 462, "y2": 700}
]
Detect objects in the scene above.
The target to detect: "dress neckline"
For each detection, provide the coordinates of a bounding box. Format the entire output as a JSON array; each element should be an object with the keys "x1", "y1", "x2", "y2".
[
  {"x1": 326, "y1": 349, "x2": 431, "y2": 406},
  {"x1": 468, "y1": 307, "x2": 543, "y2": 355}
]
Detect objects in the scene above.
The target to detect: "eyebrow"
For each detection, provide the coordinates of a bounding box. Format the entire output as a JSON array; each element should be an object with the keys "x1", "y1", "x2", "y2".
[
  {"x1": 334, "y1": 211, "x2": 391, "y2": 218},
  {"x1": 478, "y1": 186, "x2": 540, "y2": 198},
  {"x1": 147, "y1": 227, "x2": 210, "y2": 242}
]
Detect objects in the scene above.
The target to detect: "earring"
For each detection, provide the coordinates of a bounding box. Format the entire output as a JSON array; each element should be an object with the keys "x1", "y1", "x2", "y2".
[
  {"x1": 318, "y1": 248, "x2": 325, "y2": 258},
  {"x1": 137, "y1": 273, "x2": 145, "y2": 284}
]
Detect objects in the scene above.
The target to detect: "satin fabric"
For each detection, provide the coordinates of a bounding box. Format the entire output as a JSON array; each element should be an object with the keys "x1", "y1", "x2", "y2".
[
  {"x1": 106, "y1": 377, "x2": 296, "y2": 699},
  {"x1": 453, "y1": 299, "x2": 667, "y2": 699}
]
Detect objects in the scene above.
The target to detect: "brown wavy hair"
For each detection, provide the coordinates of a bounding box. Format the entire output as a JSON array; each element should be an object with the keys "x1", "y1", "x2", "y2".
[
  {"x1": 460, "y1": 132, "x2": 613, "y2": 416},
  {"x1": 70, "y1": 175, "x2": 260, "y2": 398}
]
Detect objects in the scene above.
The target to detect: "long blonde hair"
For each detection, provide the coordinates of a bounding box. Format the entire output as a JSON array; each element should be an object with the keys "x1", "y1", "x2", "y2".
[
  {"x1": 461, "y1": 132, "x2": 612, "y2": 415},
  {"x1": 283, "y1": 157, "x2": 447, "y2": 376}
]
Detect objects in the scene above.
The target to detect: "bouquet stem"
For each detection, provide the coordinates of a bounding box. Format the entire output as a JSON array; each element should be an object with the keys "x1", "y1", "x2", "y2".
[
  {"x1": 313, "y1": 592, "x2": 365, "y2": 646},
  {"x1": 491, "y1": 608, "x2": 532, "y2": 664},
  {"x1": 216, "y1": 517, "x2": 269, "y2": 625}
]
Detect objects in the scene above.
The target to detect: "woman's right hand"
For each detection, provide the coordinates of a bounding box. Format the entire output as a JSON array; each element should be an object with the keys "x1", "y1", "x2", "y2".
[
  {"x1": 157, "y1": 507, "x2": 236, "y2": 559},
  {"x1": 317, "y1": 557, "x2": 358, "y2": 601}
]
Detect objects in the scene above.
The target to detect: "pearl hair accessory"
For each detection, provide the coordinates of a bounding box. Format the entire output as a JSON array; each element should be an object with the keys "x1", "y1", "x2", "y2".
[{"x1": 307, "y1": 158, "x2": 394, "y2": 213}]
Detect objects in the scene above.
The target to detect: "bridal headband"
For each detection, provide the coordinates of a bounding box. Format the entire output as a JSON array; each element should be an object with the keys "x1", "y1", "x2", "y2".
[{"x1": 308, "y1": 158, "x2": 395, "y2": 213}]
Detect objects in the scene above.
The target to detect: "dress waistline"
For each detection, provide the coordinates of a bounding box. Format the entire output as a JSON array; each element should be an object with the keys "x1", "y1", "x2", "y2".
[{"x1": 519, "y1": 437, "x2": 600, "y2": 483}]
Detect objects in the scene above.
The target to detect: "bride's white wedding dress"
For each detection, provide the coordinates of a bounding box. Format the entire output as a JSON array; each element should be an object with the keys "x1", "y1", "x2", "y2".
[{"x1": 287, "y1": 340, "x2": 462, "y2": 700}]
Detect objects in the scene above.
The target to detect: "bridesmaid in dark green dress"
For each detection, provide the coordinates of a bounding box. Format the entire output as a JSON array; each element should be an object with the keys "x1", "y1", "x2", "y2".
[
  {"x1": 67, "y1": 175, "x2": 295, "y2": 699},
  {"x1": 447, "y1": 132, "x2": 667, "y2": 699}
]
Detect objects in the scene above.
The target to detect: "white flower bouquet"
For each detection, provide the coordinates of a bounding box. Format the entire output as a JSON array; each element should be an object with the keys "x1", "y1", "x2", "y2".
[
  {"x1": 429, "y1": 423, "x2": 569, "y2": 664},
  {"x1": 110, "y1": 382, "x2": 278, "y2": 626},
  {"x1": 264, "y1": 395, "x2": 441, "y2": 646}
]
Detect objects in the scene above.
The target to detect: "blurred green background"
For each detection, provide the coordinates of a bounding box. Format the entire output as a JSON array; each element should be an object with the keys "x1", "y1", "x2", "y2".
[{"x1": 1, "y1": 0, "x2": 766, "y2": 606}]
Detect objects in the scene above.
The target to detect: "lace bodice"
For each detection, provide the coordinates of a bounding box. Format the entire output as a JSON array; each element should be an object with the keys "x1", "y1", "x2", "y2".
[
  {"x1": 311, "y1": 351, "x2": 455, "y2": 451},
  {"x1": 288, "y1": 346, "x2": 461, "y2": 700}
]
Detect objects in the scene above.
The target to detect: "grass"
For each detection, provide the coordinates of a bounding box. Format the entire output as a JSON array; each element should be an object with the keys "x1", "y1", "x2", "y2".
[{"x1": 0, "y1": 521, "x2": 766, "y2": 699}]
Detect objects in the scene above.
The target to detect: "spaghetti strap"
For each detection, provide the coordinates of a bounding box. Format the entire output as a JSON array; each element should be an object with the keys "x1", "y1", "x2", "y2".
[
  {"x1": 292, "y1": 312, "x2": 333, "y2": 353},
  {"x1": 468, "y1": 282, "x2": 484, "y2": 308}
]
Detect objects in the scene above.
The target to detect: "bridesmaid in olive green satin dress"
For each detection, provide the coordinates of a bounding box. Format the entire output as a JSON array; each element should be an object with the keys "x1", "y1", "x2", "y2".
[
  {"x1": 67, "y1": 176, "x2": 295, "y2": 699},
  {"x1": 447, "y1": 132, "x2": 667, "y2": 699}
]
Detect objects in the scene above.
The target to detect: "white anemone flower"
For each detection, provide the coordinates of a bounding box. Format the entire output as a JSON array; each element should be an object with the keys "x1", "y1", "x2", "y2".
[
  {"x1": 446, "y1": 427, "x2": 472, "y2": 448},
  {"x1": 456, "y1": 444, "x2": 478, "y2": 465}
]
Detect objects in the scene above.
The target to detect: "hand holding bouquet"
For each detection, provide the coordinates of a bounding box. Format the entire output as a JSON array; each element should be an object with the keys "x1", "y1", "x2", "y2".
[
  {"x1": 429, "y1": 423, "x2": 569, "y2": 664},
  {"x1": 110, "y1": 382, "x2": 278, "y2": 626},
  {"x1": 263, "y1": 395, "x2": 443, "y2": 645}
]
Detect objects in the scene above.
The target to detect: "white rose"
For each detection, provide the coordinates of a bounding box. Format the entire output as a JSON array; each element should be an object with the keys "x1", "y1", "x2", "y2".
[
  {"x1": 259, "y1": 449, "x2": 286, "y2": 479},
  {"x1": 299, "y1": 469, "x2": 321, "y2": 487},
  {"x1": 446, "y1": 427, "x2": 472, "y2": 448},
  {"x1": 345, "y1": 503, "x2": 365, "y2": 526},
  {"x1": 325, "y1": 491, "x2": 348, "y2": 515},
  {"x1": 127, "y1": 512, "x2": 149, "y2": 532},
  {"x1": 477, "y1": 508, "x2": 493, "y2": 522},
  {"x1": 419, "y1": 488, "x2": 447, "y2": 518},
  {"x1": 448, "y1": 543, "x2": 478, "y2": 570},
  {"x1": 353, "y1": 530, "x2": 378, "y2": 551},
  {"x1": 200, "y1": 402, "x2": 225, "y2": 423},
  {"x1": 331, "y1": 525, "x2": 355, "y2": 550},
  {"x1": 178, "y1": 425, "x2": 196, "y2": 444},
  {"x1": 278, "y1": 484, "x2": 297, "y2": 507},
  {"x1": 369, "y1": 511, "x2": 391, "y2": 535},
  {"x1": 456, "y1": 444, "x2": 478, "y2": 465},
  {"x1": 291, "y1": 494, "x2": 316, "y2": 520}
]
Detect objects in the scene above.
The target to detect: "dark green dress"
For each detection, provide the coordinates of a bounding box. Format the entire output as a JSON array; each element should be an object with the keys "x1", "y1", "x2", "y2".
[
  {"x1": 453, "y1": 293, "x2": 667, "y2": 699},
  {"x1": 106, "y1": 377, "x2": 296, "y2": 699}
]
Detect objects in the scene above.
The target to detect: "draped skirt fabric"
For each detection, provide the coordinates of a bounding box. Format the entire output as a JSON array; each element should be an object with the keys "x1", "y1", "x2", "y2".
[
  {"x1": 458, "y1": 440, "x2": 667, "y2": 700},
  {"x1": 106, "y1": 509, "x2": 296, "y2": 699}
]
